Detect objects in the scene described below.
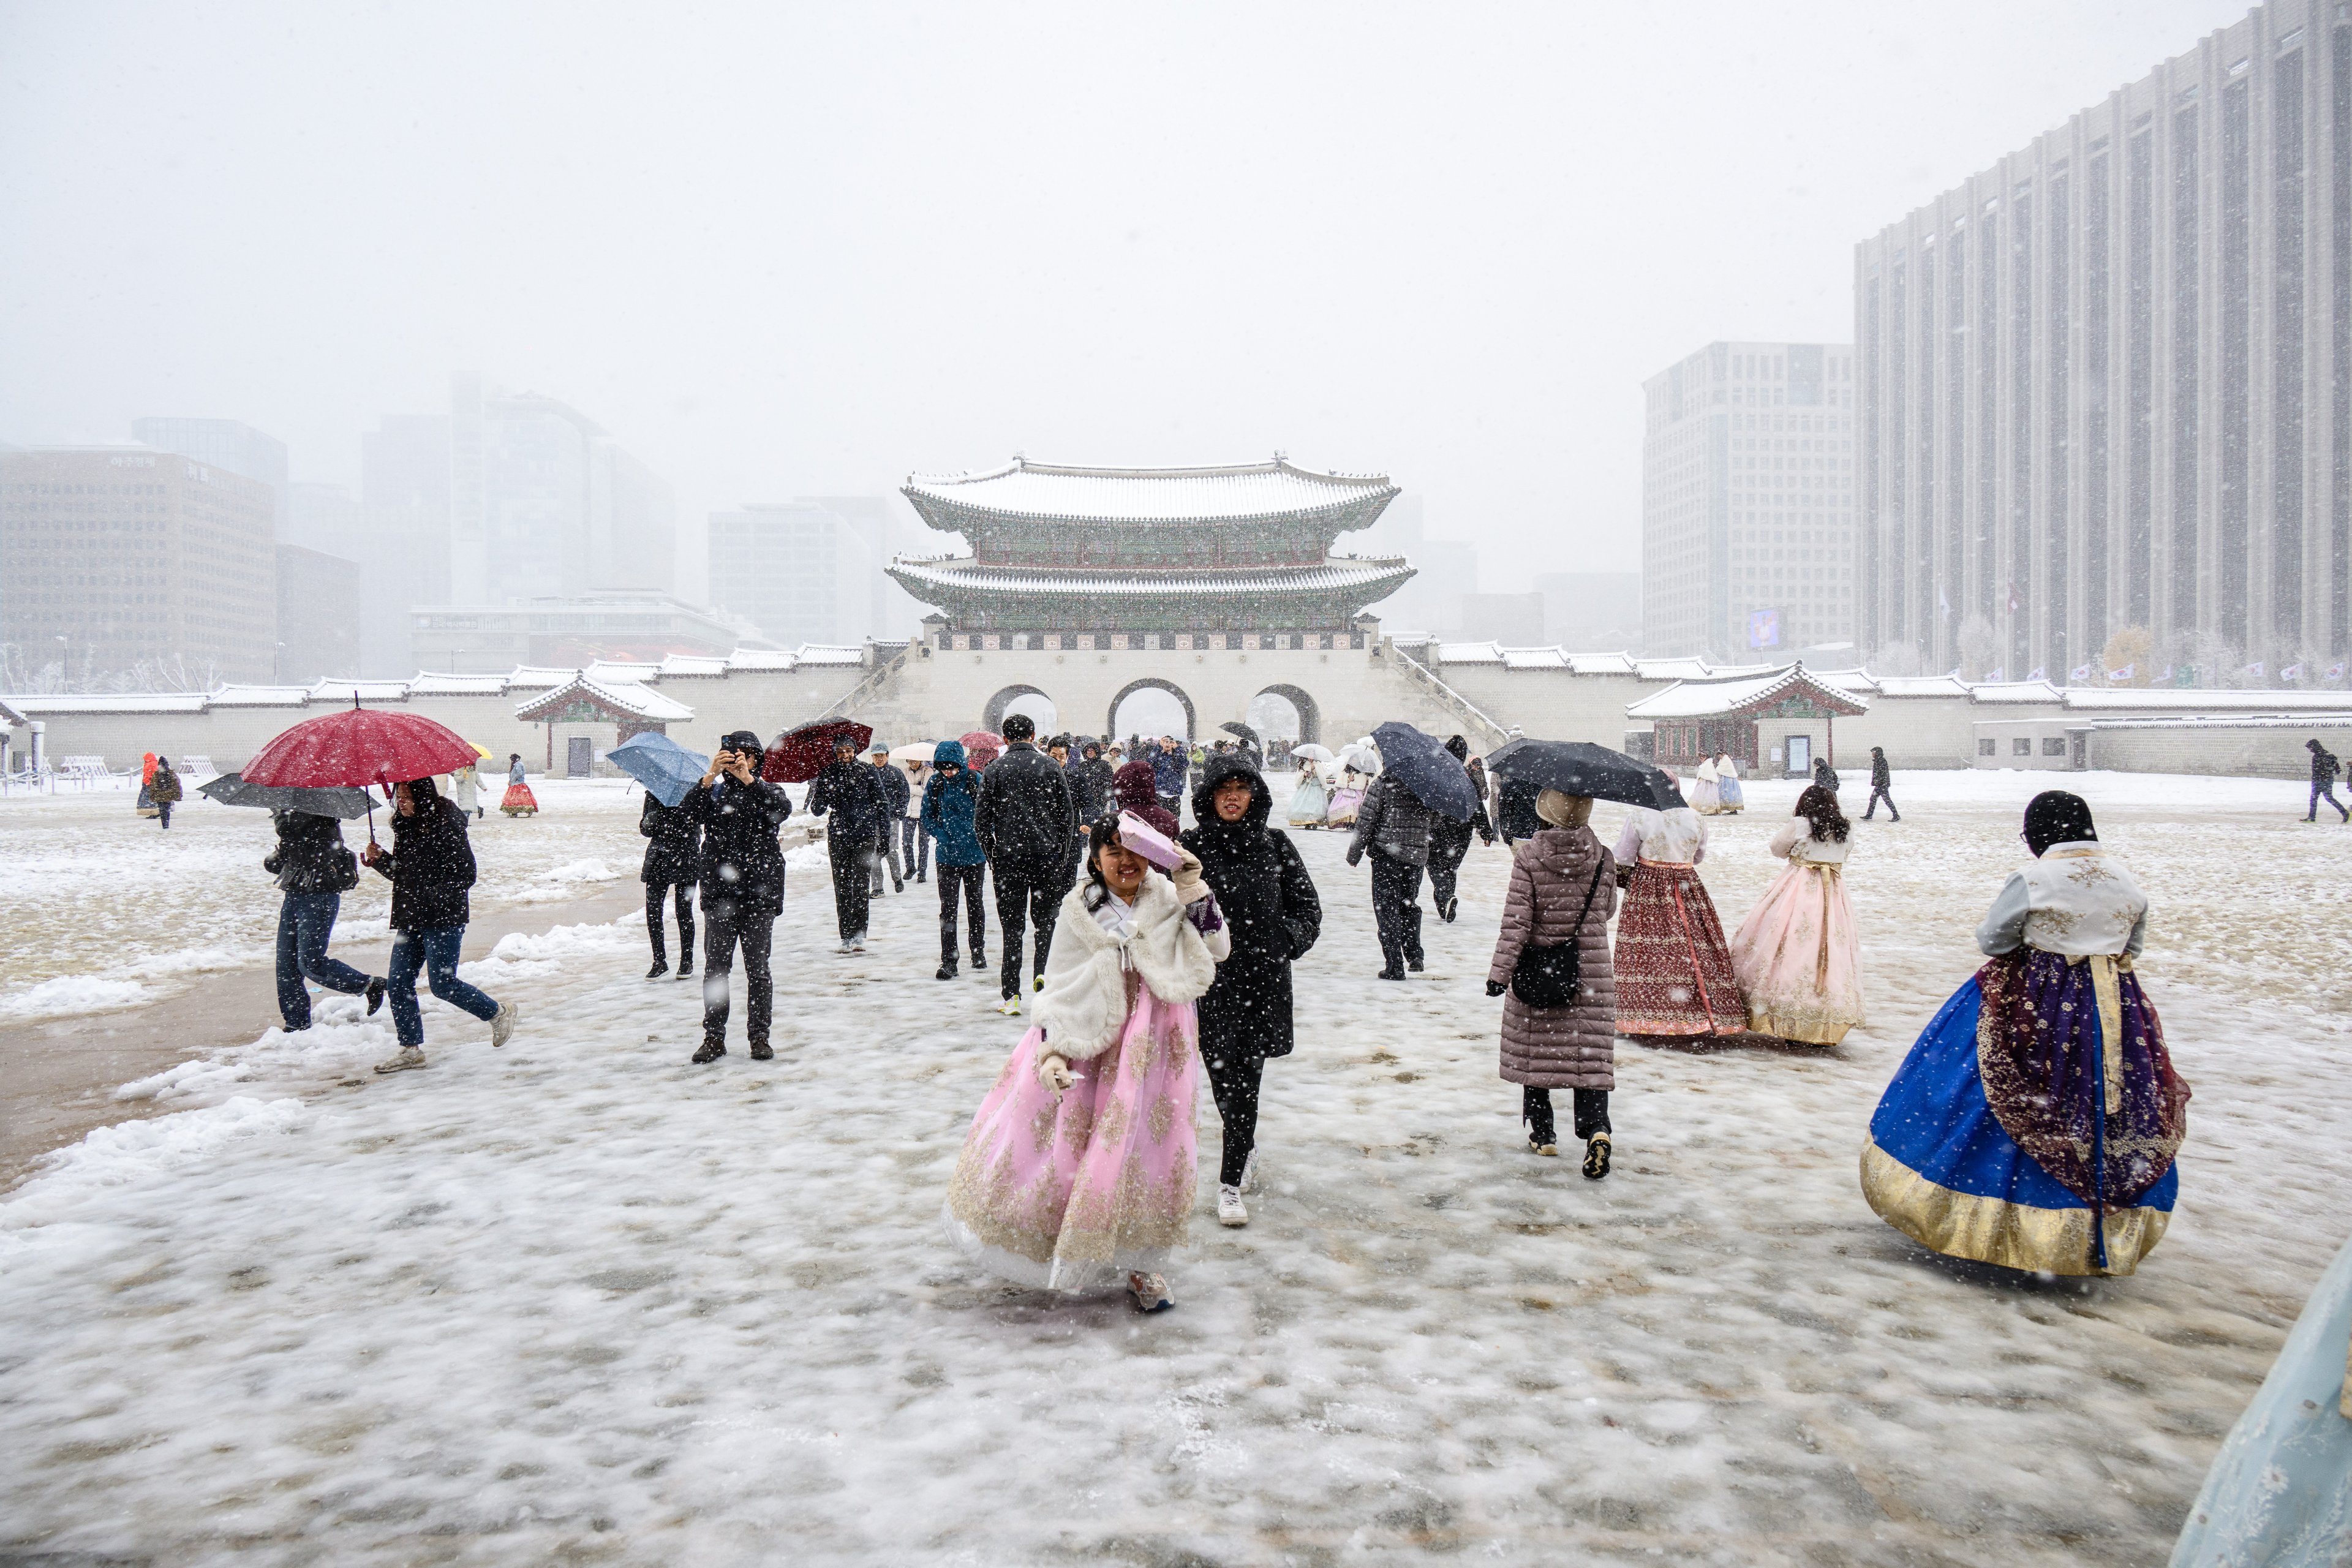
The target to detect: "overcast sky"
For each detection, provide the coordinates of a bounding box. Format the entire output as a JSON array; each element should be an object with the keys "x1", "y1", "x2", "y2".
[{"x1": 0, "y1": 1, "x2": 2258, "y2": 597}]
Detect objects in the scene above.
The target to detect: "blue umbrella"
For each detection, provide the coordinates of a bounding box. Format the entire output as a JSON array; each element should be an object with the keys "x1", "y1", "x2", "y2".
[
  {"x1": 608, "y1": 732, "x2": 710, "y2": 808},
  {"x1": 1370, "y1": 722, "x2": 1476, "y2": 823}
]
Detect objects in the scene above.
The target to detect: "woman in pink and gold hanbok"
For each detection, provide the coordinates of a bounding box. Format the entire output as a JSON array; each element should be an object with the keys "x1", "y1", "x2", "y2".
[
  {"x1": 1728, "y1": 784, "x2": 1864, "y2": 1045},
  {"x1": 944, "y1": 816, "x2": 1229, "y2": 1312}
]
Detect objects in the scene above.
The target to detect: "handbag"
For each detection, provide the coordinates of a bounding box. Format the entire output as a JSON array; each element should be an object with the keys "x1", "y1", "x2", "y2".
[{"x1": 1509, "y1": 859, "x2": 1607, "y2": 1008}]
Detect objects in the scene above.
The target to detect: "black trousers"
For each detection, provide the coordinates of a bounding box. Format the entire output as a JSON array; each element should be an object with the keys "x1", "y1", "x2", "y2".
[
  {"x1": 645, "y1": 881, "x2": 695, "y2": 968},
  {"x1": 1369, "y1": 848, "x2": 1424, "y2": 971},
  {"x1": 1863, "y1": 784, "x2": 1900, "y2": 821},
  {"x1": 937, "y1": 862, "x2": 986, "y2": 965},
  {"x1": 827, "y1": 839, "x2": 872, "y2": 941},
  {"x1": 701, "y1": 896, "x2": 775, "y2": 1048},
  {"x1": 157, "y1": 801, "x2": 174, "y2": 829},
  {"x1": 2310, "y1": 783, "x2": 2348, "y2": 821},
  {"x1": 993, "y1": 859, "x2": 1063, "y2": 998},
  {"x1": 1427, "y1": 821, "x2": 1473, "y2": 910},
  {"x1": 902, "y1": 818, "x2": 930, "y2": 879},
  {"x1": 1202, "y1": 1047, "x2": 1267, "y2": 1188},
  {"x1": 1523, "y1": 1087, "x2": 1610, "y2": 1145},
  {"x1": 1157, "y1": 792, "x2": 1182, "y2": 825}
]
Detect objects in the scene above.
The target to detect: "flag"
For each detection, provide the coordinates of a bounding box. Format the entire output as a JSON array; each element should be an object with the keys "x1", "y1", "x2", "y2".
[
  {"x1": 2107, "y1": 663, "x2": 2134, "y2": 681},
  {"x1": 2329, "y1": 662, "x2": 2347, "y2": 680},
  {"x1": 2027, "y1": 666, "x2": 2046, "y2": 681},
  {"x1": 1985, "y1": 666, "x2": 2004, "y2": 682},
  {"x1": 2070, "y1": 663, "x2": 2093, "y2": 682},
  {"x1": 2245, "y1": 661, "x2": 2266, "y2": 679},
  {"x1": 2282, "y1": 662, "x2": 2303, "y2": 680}
]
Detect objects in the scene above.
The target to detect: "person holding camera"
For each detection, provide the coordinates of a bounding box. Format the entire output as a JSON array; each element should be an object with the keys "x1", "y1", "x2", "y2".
[
  {"x1": 1485, "y1": 788, "x2": 1618, "y2": 1178},
  {"x1": 684, "y1": 729, "x2": 793, "y2": 1063}
]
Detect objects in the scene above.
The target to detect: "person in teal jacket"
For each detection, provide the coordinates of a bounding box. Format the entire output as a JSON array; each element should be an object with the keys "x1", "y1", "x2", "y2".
[{"x1": 921, "y1": 739, "x2": 988, "y2": 980}]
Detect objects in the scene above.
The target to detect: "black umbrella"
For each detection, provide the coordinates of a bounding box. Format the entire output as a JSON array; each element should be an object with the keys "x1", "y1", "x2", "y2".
[
  {"x1": 198, "y1": 769, "x2": 376, "y2": 820},
  {"x1": 1487, "y1": 739, "x2": 1686, "y2": 811},
  {"x1": 1220, "y1": 721, "x2": 1259, "y2": 742},
  {"x1": 1368, "y1": 722, "x2": 1476, "y2": 822}
]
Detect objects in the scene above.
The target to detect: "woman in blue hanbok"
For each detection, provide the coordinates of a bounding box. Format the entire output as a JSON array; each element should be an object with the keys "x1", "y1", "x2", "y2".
[{"x1": 1861, "y1": 791, "x2": 2190, "y2": 1276}]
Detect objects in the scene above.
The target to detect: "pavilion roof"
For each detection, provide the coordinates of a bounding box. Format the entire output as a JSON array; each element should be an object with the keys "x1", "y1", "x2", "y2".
[
  {"x1": 512, "y1": 673, "x2": 695, "y2": 724},
  {"x1": 902, "y1": 456, "x2": 1398, "y2": 527},
  {"x1": 1626, "y1": 663, "x2": 1870, "y2": 720},
  {"x1": 887, "y1": 554, "x2": 1414, "y2": 601}
]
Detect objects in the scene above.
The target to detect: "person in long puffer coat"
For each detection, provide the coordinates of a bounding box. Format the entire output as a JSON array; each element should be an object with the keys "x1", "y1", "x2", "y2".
[
  {"x1": 1484, "y1": 788, "x2": 1620, "y2": 1178},
  {"x1": 638, "y1": 790, "x2": 701, "y2": 980},
  {"x1": 1180, "y1": 752, "x2": 1321, "y2": 1228}
]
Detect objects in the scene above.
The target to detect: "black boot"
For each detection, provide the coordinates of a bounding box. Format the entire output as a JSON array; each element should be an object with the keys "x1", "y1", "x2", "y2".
[
  {"x1": 937, "y1": 961, "x2": 958, "y2": 980},
  {"x1": 364, "y1": 976, "x2": 386, "y2": 1016},
  {"x1": 749, "y1": 1041, "x2": 774, "y2": 1061},
  {"x1": 691, "y1": 1039, "x2": 726, "y2": 1065}
]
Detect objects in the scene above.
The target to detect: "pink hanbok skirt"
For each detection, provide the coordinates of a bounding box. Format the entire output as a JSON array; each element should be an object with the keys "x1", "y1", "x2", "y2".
[
  {"x1": 943, "y1": 982, "x2": 1199, "y2": 1293},
  {"x1": 1728, "y1": 860, "x2": 1864, "y2": 1044}
]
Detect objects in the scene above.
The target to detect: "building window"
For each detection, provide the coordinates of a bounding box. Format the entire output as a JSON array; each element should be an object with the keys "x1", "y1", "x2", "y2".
[
  {"x1": 1978, "y1": 737, "x2": 1997, "y2": 757},
  {"x1": 2041, "y1": 736, "x2": 2068, "y2": 757},
  {"x1": 2013, "y1": 736, "x2": 2034, "y2": 756}
]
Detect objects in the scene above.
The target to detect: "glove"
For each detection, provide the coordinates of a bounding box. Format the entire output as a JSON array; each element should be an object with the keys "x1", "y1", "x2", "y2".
[
  {"x1": 1170, "y1": 846, "x2": 1208, "y2": 905},
  {"x1": 1485, "y1": 979, "x2": 1506, "y2": 997},
  {"x1": 1037, "y1": 1052, "x2": 1074, "y2": 1093}
]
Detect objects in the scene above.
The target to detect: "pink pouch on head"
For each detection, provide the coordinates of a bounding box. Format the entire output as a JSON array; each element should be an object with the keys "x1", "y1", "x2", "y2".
[{"x1": 1115, "y1": 810, "x2": 1182, "y2": 870}]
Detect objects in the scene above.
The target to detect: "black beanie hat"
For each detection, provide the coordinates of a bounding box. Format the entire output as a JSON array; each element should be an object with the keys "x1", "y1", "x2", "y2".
[{"x1": 2022, "y1": 790, "x2": 2097, "y2": 856}]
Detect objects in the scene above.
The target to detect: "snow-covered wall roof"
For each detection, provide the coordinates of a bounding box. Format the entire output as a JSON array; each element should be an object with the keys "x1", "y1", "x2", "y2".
[{"x1": 902, "y1": 456, "x2": 1396, "y2": 524}]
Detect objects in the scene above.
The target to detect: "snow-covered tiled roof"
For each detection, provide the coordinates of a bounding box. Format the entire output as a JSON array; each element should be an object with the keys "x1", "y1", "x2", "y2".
[
  {"x1": 405, "y1": 673, "x2": 512, "y2": 696},
  {"x1": 1434, "y1": 641, "x2": 1505, "y2": 665},
  {"x1": 307, "y1": 679, "x2": 414, "y2": 703},
  {"x1": 1, "y1": 692, "x2": 210, "y2": 715},
  {"x1": 0, "y1": 695, "x2": 23, "y2": 726},
  {"x1": 512, "y1": 673, "x2": 695, "y2": 723},
  {"x1": 657, "y1": 655, "x2": 733, "y2": 677},
  {"x1": 1566, "y1": 652, "x2": 1640, "y2": 675},
  {"x1": 2082, "y1": 712, "x2": 2352, "y2": 730},
  {"x1": 582, "y1": 660, "x2": 663, "y2": 682},
  {"x1": 1502, "y1": 648, "x2": 1570, "y2": 669},
  {"x1": 1626, "y1": 665, "x2": 1871, "y2": 720},
  {"x1": 1967, "y1": 680, "x2": 2066, "y2": 704},
  {"x1": 723, "y1": 649, "x2": 802, "y2": 671},
  {"x1": 889, "y1": 556, "x2": 1414, "y2": 600},
  {"x1": 1869, "y1": 674, "x2": 1977, "y2": 699},
  {"x1": 790, "y1": 646, "x2": 867, "y2": 666},
  {"x1": 2060, "y1": 685, "x2": 2352, "y2": 711},
  {"x1": 503, "y1": 668, "x2": 579, "y2": 690},
  {"x1": 207, "y1": 685, "x2": 312, "y2": 707},
  {"x1": 903, "y1": 456, "x2": 1397, "y2": 526}
]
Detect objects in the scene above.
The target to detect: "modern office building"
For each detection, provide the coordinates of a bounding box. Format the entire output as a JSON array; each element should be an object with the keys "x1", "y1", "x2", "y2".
[
  {"x1": 274, "y1": 542, "x2": 362, "y2": 682},
  {"x1": 1534, "y1": 570, "x2": 1644, "y2": 650},
  {"x1": 129, "y1": 417, "x2": 288, "y2": 534},
  {"x1": 710, "y1": 500, "x2": 892, "y2": 647},
  {"x1": 1857, "y1": 0, "x2": 2352, "y2": 683},
  {"x1": 0, "y1": 446, "x2": 277, "y2": 684},
  {"x1": 1641, "y1": 342, "x2": 1860, "y2": 660}
]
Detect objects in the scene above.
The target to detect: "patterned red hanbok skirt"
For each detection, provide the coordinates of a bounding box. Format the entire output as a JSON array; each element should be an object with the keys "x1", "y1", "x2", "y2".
[
  {"x1": 499, "y1": 782, "x2": 539, "y2": 816},
  {"x1": 1613, "y1": 858, "x2": 1746, "y2": 1037}
]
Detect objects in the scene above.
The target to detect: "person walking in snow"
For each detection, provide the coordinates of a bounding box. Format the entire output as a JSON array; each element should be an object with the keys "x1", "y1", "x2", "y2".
[
  {"x1": 449, "y1": 761, "x2": 482, "y2": 820},
  {"x1": 922, "y1": 739, "x2": 988, "y2": 980},
  {"x1": 1151, "y1": 736, "x2": 1189, "y2": 824},
  {"x1": 1712, "y1": 750, "x2": 1745, "y2": 813},
  {"x1": 684, "y1": 730, "x2": 793, "y2": 1063},
  {"x1": 943, "y1": 815, "x2": 1229, "y2": 1313},
  {"x1": 1348, "y1": 765, "x2": 1434, "y2": 980},
  {"x1": 266, "y1": 807, "x2": 386, "y2": 1032},
  {"x1": 1861, "y1": 745, "x2": 1900, "y2": 821},
  {"x1": 1485, "y1": 788, "x2": 1619, "y2": 1177},
  {"x1": 1425, "y1": 734, "x2": 1496, "y2": 924},
  {"x1": 808, "y1": 735, "x2": 890, "y2": 952},
  {"x1": 638, "y1": 786, "x2": 701, "y2": 980},
  {"x1": 363, "y1": 775, "x2": 514, "y2": 1074},
  {"x1": 2307, "y1": 737, "x2": 2348, "y2": 823},
  {"x1": 900, "y1": 755, "x2": 932, "y2": 884},
  {"x1": 1064, "y1": 737, "x2": 1115, "y2": 883},
  {"x1": 1182, "y1": 752, "x2": 1321, "y2": 1228},
  {"x1": 867, "y1": 742, "x2": 910, "y2": 895},
  {"x1": 147, "y1": 755, "x2": 183, "y2": 829},
  {"x1": 1729, "y1": 785, "x2": 1864, "y2": 1044},
  {"x1": 1812, "y1": 753, "x2": 1839, "y2": 794},
  {"x1": 975, "y1": 713, "x2": 1076, "y2": 1014},
  {"x1": 1611, "y1": 781, "x2": 1745, "y2": 1040},
  {"x1": 500, "y1": 753, "x2": 538, "y2": 816}
]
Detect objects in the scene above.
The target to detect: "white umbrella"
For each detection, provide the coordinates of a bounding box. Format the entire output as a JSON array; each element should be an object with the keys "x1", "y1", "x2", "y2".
[
  {"x1": 1337, "y1": 742, "x2": 1382, "y2": 775},
  {"x1": 1291, "y1": 743, "x2": 1335, "y2": 764},
  {"x1": 892, "y1": 741, "x2": 939, "y2": 765}
]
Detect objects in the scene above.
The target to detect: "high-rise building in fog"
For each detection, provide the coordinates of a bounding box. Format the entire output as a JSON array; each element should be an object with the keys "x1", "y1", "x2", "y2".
[
  {"x1": 1642, "y1": 342, "x2": 1860, "y2": 659},
  {"x1": 708, "y1": 502, "x2": 881, "y2": 646},
  {"x1": 130, "y1": 418, "x2": 289, "y2": 540},
  {"x1": 1534, "y1": 571, "x2": 1644, "y2": 650},
  {"x1": 275, "y1": 543, "x2": 362, "y2": 682},
  {"x1": 1, "y1": 446, "x2": 276, "y2": 684},
  {"x1": 1857, "y1": 0, "x2": 2352, "y2": 682}
]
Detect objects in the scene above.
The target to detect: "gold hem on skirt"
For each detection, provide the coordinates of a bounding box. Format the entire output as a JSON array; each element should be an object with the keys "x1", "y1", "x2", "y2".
[{"x1": 1859, "y1": 1139, "x2": 2169, "y2": 1276}]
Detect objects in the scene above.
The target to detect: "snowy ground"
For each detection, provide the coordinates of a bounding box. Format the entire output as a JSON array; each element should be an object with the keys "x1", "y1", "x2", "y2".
[{"x1": 1, "y1": 769, "x2": 2348, "y2": 1564}]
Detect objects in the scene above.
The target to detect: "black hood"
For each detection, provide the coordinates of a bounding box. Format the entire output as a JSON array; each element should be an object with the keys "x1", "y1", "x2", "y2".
[{"x1": 1190, "y1": 750, "x2": 1270, "y2": 829}]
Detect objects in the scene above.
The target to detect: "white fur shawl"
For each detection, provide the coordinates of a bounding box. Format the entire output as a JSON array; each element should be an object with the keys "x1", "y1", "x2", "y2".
[{"x1": 1032, "y1": 872, "x2": 1225, "y2": 1060}]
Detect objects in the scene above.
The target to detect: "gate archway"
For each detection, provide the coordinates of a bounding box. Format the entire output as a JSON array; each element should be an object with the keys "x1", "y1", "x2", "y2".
[
  {"x1": 1249, "y1": 683, "x2": 1321, "y2": 750},
  {"x1": 982, "y1": 684, "x2": 1057, "y2": 735},
  {"x1": 1107, "y1": 677, "x2": 1196, "y2": 743}
]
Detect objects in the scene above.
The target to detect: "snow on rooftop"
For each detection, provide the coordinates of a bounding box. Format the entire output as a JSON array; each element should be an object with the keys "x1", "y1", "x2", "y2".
[
  {"x1": 1968, "y1": 680, "x2": 2067, "y2": 704},
  {"x1": 205, "y1": 685, "x2": 312, "y2": 707},
  {"x1": 2060, "y1": 685, "x2": 2352, "y2": 711},
  {"x1": 1626, "y1": 664, "x2": 1870, "y2": 719},
  {"x1": 1, "y1": 692, "x2": 209, "y2": 715},
  {"x1": 902, "y1": 456, "x2": 1397, "y2": 524},
  {"x1": 512, "y1": 673, "x2": 695, "y2": 723},
  {"x1": 890, "y1": 556, "x2": 1412, "y2": 598}
]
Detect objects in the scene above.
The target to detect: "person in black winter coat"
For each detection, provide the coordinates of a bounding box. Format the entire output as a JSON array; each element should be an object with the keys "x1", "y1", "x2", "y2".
[
  {"x1": 868, "y1": 744, "x2": 911, "y2": 895},
  {"x1": 1425, "y1": 735, "x2": 1497, "y2": 923},
  {"x1": 1182, "y1": 753, "x2": 1321, "y2": 1227},
  {"x1": 808, "y1": 738, "x2": 891, "y2": 950},
  {"x1": 266, "y1": 807, "x2": 384, "y2": 1032},
  {"x1": 362, "y1": 777, "x2": 511, "y2": 1073},
  {"x1": 1812, "y1": 754, "x2": 1839, "y2": 793},
  {"x1": 1348, "y1": 771, "x2": 1434, "y2": 979},
  {"x1": 1861, "y1": 745, "x2": 1900, "y2": 821},
  {"x1": 974, "y1": 712, "x2": 1076, "y2": 1011},
  {"x1": 1063, "y1": 738, "x2": 1115, "y2": 879},
  {"x1": 684, "y1": 729, "x2": 794, "y2": 1062},
  {"x1": 639, "y1": 792, "x2": 702, "y2": 979},
  {"x1": 2308, "y1": 737, "x2": 2348, "y2": 822}
]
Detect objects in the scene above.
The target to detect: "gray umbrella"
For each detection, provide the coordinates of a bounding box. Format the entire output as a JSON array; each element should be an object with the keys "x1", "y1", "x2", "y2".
[{"x1": 199, "y1": 770, "x2": 375, "y2": 819}]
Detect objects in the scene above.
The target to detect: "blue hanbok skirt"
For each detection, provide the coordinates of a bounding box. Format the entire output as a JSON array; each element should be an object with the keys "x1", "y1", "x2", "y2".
[
  {"x1": 1716, "y1": 774, "x2": 1744, "y2": 811},
  {"x1": 1861, "y1": 948, "x2": 2187, "y2": 1276}
]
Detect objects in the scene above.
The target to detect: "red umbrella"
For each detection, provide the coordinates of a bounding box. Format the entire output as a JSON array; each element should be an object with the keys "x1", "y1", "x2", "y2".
[
  {"x1": 960, "y1": 730, "x2": 1005, "y2": 771},
  {"x1": 762, "y1": 718, "x2": 874, "y2": 783},
  {"x1": 244, "y1": 703, "x2": 480, "y2": 790}
]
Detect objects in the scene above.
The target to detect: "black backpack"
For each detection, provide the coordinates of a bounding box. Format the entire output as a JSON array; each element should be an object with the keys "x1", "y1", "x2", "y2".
[{"x1": 1509, "y1": 858, "x2": 1607, "y2": 1008}]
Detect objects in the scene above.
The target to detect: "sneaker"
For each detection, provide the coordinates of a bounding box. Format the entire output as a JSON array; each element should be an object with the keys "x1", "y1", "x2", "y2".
[
  {"x1": 1439, "y1": 897, "x2": 1458, "y2": 924},
  {"x1": 971, "y1": 949, "x2": 987, "y2": 971},
  {"x1": 837, "y1": 939, "x2": 854, "y2": 954},
  {"x1": 1582, "y1": 1133, "x2": 1612, "y2": 1180},
  {"x1": 1529, "y1": 1137, "x2": 1559, "y2": 1157},
  {"x1": 1127, "y1": 1272, "x2": 1175, "y2": 1313},
  {"x1": 1217, "y1": 1185, "x2": 1249, "y2": 1227},
  {"x1": 374, "y1": 1046, "x2": 427, "y2": 1074},
  {"x1": 691, "y1": 1040, "x2": 726, "y2": 1065},
  {"x1": 364, "y1": 976, "x2": 386, "y2": 1016},
  {"x1": 677, "y1": 960, "x2": 695, "y2": 979},
  {"x1": 997, "y1": 995, "x2": 1023, "y2": 1016},
  {"x1": 1033, "y1": 973, "x2": 1046, "y2": 993},
  {"x1": 489, "y1": 1002, "x2": 518, "y2": 1049},
  {"x1": 1238, "y1": 1148, "x2": 1260, "y2": 1195},
  {"x1": 646, "y1": 960, "x2": 669, "y2": 981},
  {"x1": 936, "y1": 963, "x2": 958, "y2": 981},
  {"x1": 749, "y1": 1042, "x2": 774, "y2": 1061},
  {"x1": 851, "y1": 934, "x2": 867, "y2": 952}
]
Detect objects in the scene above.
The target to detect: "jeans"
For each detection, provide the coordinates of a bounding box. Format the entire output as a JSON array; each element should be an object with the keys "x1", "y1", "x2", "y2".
[
  {"x1": 993, "y1": 860, "x2": 1064, "y2": 998},
  {"x1": 1863, "y1": 784, "x2": 1899, "y2": 821},
  {"x1": 828, "y1": 839, "x2": 873, "y2": 941},
  {"x1": 273, "y1": 892, "x2": 374, "y2": 1029},
  {"x1": 1523, "y1": 1087, "x2": 1610, "y2": 1145},
  {"x1": 937, "y1": 862, "x2": 986, "y2": 965},
  {"x1": 386, "y1": 925, "x2": 499, "y2": 1047},
  {"x1": 1202, "y1": 1046, "x2": 1267, "y2": 1188},
  {"x1": 902, "y1": 817, "x2": 930, "y2": 880},
  {"x1": 701, "y1": 896, "x2": 776, "y2": 1048},
  {"x1": 1369, "y1": 848, "x2": 1424, "y2": 972},
  {"x1": 2310, "y1": 783, "x2": 2348, "y2": 821},
  {"x1": 646, "y1": 881, "x2": 696, "y2": 968}
]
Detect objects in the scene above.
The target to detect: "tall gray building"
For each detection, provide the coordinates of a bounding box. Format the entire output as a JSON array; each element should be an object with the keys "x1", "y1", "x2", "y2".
[
  {"x1": 1642, "y1": 342, "x2": 1860, "y2": 659},
  {"x1": 1858, "y1": 0, "x2": 2351, "y2": 683},
  {"x1": 708, "y1": 502, "x2": 883, "y2": 647},
  {"x1": 129, "y1": 418, "x2": 288, "y2": 535}
]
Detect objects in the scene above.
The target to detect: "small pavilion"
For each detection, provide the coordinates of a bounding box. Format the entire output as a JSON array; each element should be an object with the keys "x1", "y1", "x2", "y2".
[
  {"x1": 1627, "y1": 663, "x2": 1867, "y2": 778},
  {"x1": 514, "y1": 672, "x2": 695, "y2": 776}
]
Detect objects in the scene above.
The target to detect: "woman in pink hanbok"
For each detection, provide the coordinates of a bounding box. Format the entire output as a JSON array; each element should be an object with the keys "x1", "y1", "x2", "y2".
[
  {"x1": 943, "y1": 816, "x2": 1229, "y2": 1312},
  {"x1": 1728, "y1": 785, "x2": 1864, "y2": 1045}
]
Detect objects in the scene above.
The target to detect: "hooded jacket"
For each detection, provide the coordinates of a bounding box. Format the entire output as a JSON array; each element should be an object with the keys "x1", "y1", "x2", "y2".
[
  {"x1": 684, "y1": 755, "x2": 794, "y2": 910},
  {"x1": 639, "y1": 793, "x2": 702, "y2": 886},
  {"x1": 1150, "y1": 742, "x2": 1189, "y2": 799},
  {"x1": 974, "y1": 739, "x2": 1075, "y2": 870},
  {"x1": 1487, "y1": 824, "x2": 1619, "y2": 1089},
  {"x1": 1870, "y1": 750, "x2": 1892, "y2": 790},
  {"x1": 371, "y1": 780, "x2": 478, "y2": 930},
  {"x1": 2310, "y1": 740, "x2": 2340, "y2": 787},
  {"x1": 921, "y1": 740, "x2": 986, "y2": 866},
  {"x1": 1112, "y1": 760, "x2": 1179, "y2": 839},
  {"x1": 266, "y1": 809, "x2": 360, "y2": 895},
  {"x1": 1182, "y1": 753, "x2": 1322, "y2": 1058}
]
